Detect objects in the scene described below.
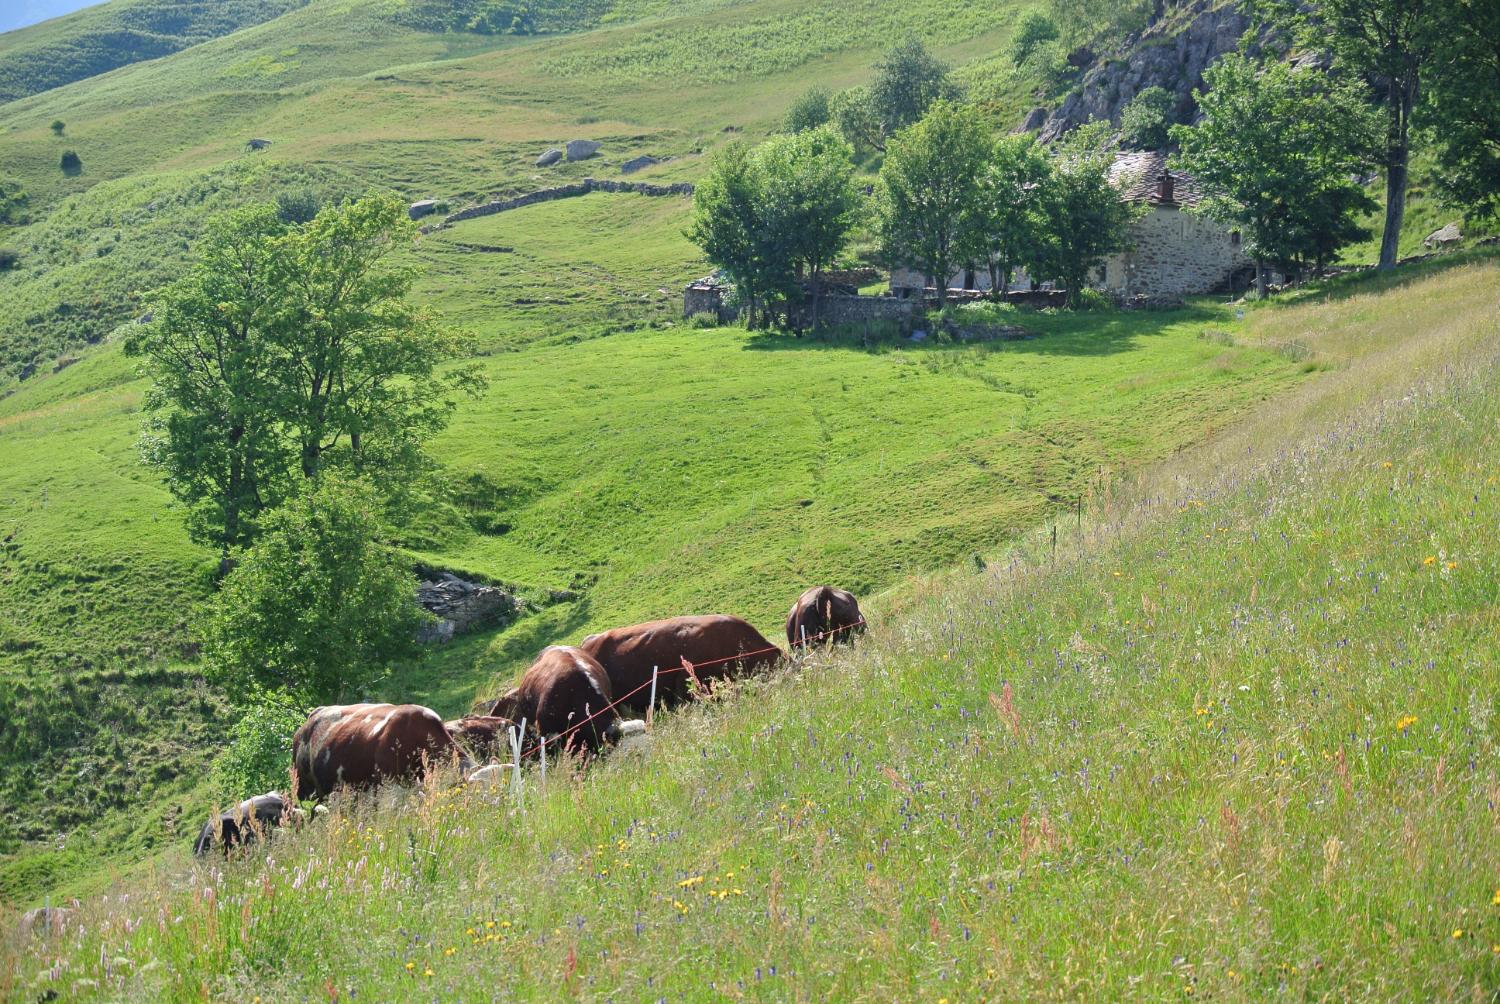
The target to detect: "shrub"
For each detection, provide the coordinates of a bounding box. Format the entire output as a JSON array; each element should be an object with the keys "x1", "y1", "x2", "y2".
[
  {"x1": 784, "y1": 87, "x2": 832, "y2": 133},
  {"x1": 0, "y1": 248, "x2": 19, "y2": 271},
  {"x1": 203, "y1": 477, "x2": 431, "y2": 705},
  {"x1": 59, "y1": 150, "x2": 82, "y2": 175},
  {"x1": 1010, "y1": 9, "x2": 1060, "y2": 66},
  {"x1": 687, "y1": 311, "x2": 721, "y2": 328},
  {"x1": 209, "y1": 696, "x2": 307, "y2": 800},
  {"x1": 0, "y1": 177, "x2": 23, "y2": 224},
  {"x1": 1120, "y1": 86, "x2": 1176, "y2": 149},
  {"x1": 50, "y1": 120, "x2": 65, "y2": 136},
  {"x1": 275, "y1": 186, "x2": 324, "y2": 225}
]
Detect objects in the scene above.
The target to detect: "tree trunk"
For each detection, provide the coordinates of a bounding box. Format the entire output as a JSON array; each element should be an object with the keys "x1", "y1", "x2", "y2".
[
  {"x1": 1255, "y1": 260, "x2": 1267, "y2": 296},
  {"x1": 1378, "y1": 82, "x2": 1415, "y2": 271},
  {"x1": 811, "y1": 268, "x2": 822, "y2": 330},
  {"x1": 988, "y1": 262, "x2": 1002, "y2": 302}
]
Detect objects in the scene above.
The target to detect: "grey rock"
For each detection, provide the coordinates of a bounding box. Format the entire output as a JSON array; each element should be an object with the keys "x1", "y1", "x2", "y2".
[
  {"x1": 1423, "y1": 221, "x2": 1461, "y2": 248},
  {"x1": 1018, "y1": 106, "x2": 1048, "y2": 132},
  {"x1": 415, "y1": 572, "x2": 523, "y2": 644},
  {"x1": 408, "y1": 200, "x2": 438, "y2": 220},
  {"x1": 536, "y1": 147, "x2": 563, "y2": 167},
  {"x1": 621, "y1": 155, "x2": 659, "y2": 175},
  {"x1": 565, "y1": 139, "x2": 601, "y2": 161}
]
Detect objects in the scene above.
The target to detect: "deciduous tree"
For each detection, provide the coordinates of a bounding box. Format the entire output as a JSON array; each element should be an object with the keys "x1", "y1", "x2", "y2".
[
  {"x1": 1172, "y1": 54, "x2": 1380, "y2": 287},
  {"x1": 969, "y1": 134, "x2": 1052, "y2": 299},
  {"x1": 1029, "y1": 124, "x2": 1141, "y2": 307},
  {"x1": 877, "y1": 101, "x2": 991, "y2": 310}
]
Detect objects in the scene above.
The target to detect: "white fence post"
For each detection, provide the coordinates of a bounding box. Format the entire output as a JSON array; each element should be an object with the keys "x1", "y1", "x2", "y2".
[{"x1": 647, "y1": 665, "x2": 659, "y2": 729}]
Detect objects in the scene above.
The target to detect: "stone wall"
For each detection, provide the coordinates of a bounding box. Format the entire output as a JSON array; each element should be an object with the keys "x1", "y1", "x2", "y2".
[
  {"x1": 793, "y1": 293, "x2": 914, "y2": 330},
  {"x1": 1100, "y1": 205, "x2": 1251, "y2": 297},
  {"x1": 443, "y1": 178, "x2": 695, "y2": 226}
]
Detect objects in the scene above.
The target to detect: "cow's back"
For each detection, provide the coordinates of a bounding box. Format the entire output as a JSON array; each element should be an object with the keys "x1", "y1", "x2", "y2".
[
  {"x1": 786, "y1": 586, "x2": 865, "y2": 648},
  {"x1": 581, "y1": 615, "x2": 780, "y2": 710},
  {"x1": 493, "y1": 647, "x2": 619, "y2": 753}
]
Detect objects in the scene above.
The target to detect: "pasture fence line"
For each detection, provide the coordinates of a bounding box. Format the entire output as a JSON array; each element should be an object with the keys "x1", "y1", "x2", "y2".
[{"x1": 511, "y1": 618, "x2": 867, "y2": 761}]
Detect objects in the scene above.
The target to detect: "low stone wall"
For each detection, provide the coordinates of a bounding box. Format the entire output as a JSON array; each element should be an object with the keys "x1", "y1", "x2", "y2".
[
  {"x1": 443, "y1": 178, "x2": 695, "y2": 226},
  {"x1": 801, "y1": 293, "x2": 915, "y2": 330}
]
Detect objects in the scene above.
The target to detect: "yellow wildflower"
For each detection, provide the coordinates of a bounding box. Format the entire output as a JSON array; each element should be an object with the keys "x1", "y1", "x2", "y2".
[
  {"x1": 1424, "y1": 556, "x2": 1437, "y2": 566},
  {"x1": 1397, "y1": 715, "x2": 1418, "y2": 732},
  {"x1": 423, "y1": 967, "x2": 435, "y2": 977},
  {"x1": 678, "y1": 875, "x2": 705, "y2": 888},
  {"x1": 1452, "y1": 928, "x2": 1464, "y2": 939},
  {"x1": 1492, "y1": 888, "x2": 1500, "y2": 906},
  {"x1": 405, "y1": 962, "x2": 415, "y2": 971}
]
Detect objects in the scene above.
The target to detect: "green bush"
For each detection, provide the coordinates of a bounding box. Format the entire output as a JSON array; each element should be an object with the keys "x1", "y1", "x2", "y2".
[
  {"x1": 784, "y1": 87, "x2": 832, "y2": 133},
  {"x1": 209, "y1": 697, "x2": 308, "y2": 800},
  {"x1": 50, "y1": 120, "x2": 66, "y2": 136},
  {"x1": 275, "y1": 186, "x2": 324, "y2": 225},
  {"x1": 0, "y1": 249, "x2": 19, "y2": 271},
  {"x1": 203, "y1": 477, "x2": 430, "y2": 705},
  {"x1": 1120, "y1": 86, "x2": 1176, "y2": 149},
  {"x1": 1010, "y1": 9, "x2": 1060, "y2": 65},
  {"x1": 59, "y1": 151, "x2": 83, "y2": 175}
]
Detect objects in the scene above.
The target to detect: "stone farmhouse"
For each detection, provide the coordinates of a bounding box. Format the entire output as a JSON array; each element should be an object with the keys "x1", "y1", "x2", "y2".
[{"x1": 891, "y1": 151, "x2": 1252, "y2": 300}]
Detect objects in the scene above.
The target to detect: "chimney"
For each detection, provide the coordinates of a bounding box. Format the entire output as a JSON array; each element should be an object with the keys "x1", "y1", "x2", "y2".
[{"x1": 1156, "y1": 170, "x2": 1175, "y2": 205}]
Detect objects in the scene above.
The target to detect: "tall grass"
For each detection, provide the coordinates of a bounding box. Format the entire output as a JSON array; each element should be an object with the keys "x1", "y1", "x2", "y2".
[{"x1": 5, "y1": 261, "x2": 1496, "y2": 1001}]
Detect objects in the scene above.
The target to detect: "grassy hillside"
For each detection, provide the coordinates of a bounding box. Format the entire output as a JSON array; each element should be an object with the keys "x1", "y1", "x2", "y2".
[
  {"x1": 4, "y1": 257, "x2": 1496, "y2": 1001},
  {"x1": 0, "y1": 0, "x2": 309, "y2": 104}
]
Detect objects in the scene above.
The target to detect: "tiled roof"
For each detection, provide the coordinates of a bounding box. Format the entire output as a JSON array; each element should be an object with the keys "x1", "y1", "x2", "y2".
[{"x1": 1108, "y1": 150, "x2": 1207, "y2": 208}]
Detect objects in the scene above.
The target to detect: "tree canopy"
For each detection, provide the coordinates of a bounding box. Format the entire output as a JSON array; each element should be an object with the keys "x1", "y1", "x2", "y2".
[
  {"x1": 876, "y1": 101, "x2": 992, "y2": 309},
  {"x1": 1172, "y1": 53, "x2": 1379, "y2": 282},
  {"x1": 1029, "y1": 125, "x2": 1142, "y2": 307},
  {"x1": 127, "y1": 192, "x2": 483, "y2": 557}
]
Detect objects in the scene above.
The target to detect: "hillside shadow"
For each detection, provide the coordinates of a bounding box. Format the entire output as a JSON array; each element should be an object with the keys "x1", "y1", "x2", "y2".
[{"x1": 740, "y1": 303, "x2": 1226, "y2": 359}]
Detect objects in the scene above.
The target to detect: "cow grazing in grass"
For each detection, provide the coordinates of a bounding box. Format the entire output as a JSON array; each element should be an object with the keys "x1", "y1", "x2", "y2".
[
  {"x1": 490, "y1": 646, "x2": 623, "y2": 756},
  {"x1": 292, "y1": 704, "x2": 465, "y2": 801},
  {"x1": 786, "y1": 585, "x2": 866, "y2": 649},
  {"x1": 444, "y1": 715, "x2": 520, "y2": 764},
  {"x1": 580, "y1": 614, "x2": 782, "y2": 711},
  {"x1": 193, "y1": 792, "x2": 296, "y2": 857}
]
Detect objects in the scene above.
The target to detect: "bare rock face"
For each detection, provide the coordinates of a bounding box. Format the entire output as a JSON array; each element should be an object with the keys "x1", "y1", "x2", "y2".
[
  {"x1": 408, "y1": 200, "x2": 438, "y2": 220},
  {"x1": 416, "y1": 572, "x2": 522, "y2": 644},
  {"x1": 536, "y1": 147, "x2": 563, "y2": 167},
  {"x1": 565, "y1": 139, "x2": 601, "y2": 161},
  {"x1": 1033, "y1": 0, "x2": 1255, "y2": 143}
]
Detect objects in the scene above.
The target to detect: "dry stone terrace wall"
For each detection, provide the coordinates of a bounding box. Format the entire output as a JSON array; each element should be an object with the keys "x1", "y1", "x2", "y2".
[{"x1": 441, "y1": 179, "x2": 695, "y2": 226}]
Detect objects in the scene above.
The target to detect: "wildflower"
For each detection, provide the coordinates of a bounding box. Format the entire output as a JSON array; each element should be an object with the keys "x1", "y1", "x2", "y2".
[
  {"x1": 485, "y1": 920, "x2": 496, "y2": 929},
  {"x1": 1447, "y1": 561, "x2": 1458, "y2": 570},
  {"x1": 444, "y1": 948, "x2": 456, "y2": 957},
  {"x1": 1382, "y1": 462, "x2": 1393, "y2": 469},
  {"x1": 1397, "y1": 715, "x2": 1418, "y2": 732},
  {"x1": 423, "y1": 967, "x2": 435, "y2": 977},
  {"x1": 678, "y1": 875, "x2": 704, "y2": 888},
  {"x1": 1423, "y1": 556, "x2": 1437, "y2": 566},
  {"x1": 1493, "y1": 888, "x2": 1500, "y2": 906},
  {"x1": 405, "y1": 962, "x2": 415, "y2": 971},
  {"x1": 1453, "y1": 928, "x2": 1464, "y2": 939}
]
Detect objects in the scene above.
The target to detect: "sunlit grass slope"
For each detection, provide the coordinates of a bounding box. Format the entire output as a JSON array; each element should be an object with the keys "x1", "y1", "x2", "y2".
[{"x1": 5, "y1": 259, "x2": 1496, "y2": 1003}]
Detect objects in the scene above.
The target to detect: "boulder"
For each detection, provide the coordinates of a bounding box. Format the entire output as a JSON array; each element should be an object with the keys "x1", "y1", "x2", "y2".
[
  {"x1": 1423, "y1": 221, "x2": 1462, "y2": 249},
  {"x1": 415, "y1": 572, "x2": 523, "y2": 644},
  {"x1": 565, "y1": 139, "x2": 601, "y2": 161},
  {"x1": 536, "y1": 147, "x2": 563, "y2": 167},
  {"x1": 408, "y1": 200, "x2": 438, "y2": 220},
  {"x1": 1018, "y1": 106, "x2": 1048, "y2": 132},
  {"x1": 621, "y1": 155, "x2": 659, "y2": 175}
]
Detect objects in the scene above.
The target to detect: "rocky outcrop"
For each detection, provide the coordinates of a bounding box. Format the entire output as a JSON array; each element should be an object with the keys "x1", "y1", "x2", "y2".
[
  {"x1": 1424, "y1": 222, "x2": 1461, "y2": 248},
  {"x1": 1032, "y1": 0, "x2": 1257, "y2": 143},
  {"x1": 408, "y1": 200, "x2": 438, "y2": 220},
  {"x1": 416, "y1": 572, "x2": 523, "y2": 644},
  {"x1": 536, "y1": 148, "x2": 563, "y2": 167}
]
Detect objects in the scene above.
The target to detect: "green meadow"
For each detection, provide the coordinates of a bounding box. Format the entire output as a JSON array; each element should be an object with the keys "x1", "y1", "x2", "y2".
[
  {"x1": 0, "y1": 0, "x2": 1496, "y2": 958},
  {"x1": 5, "y1": 253, "x2": 1496, "y2": 1002}
]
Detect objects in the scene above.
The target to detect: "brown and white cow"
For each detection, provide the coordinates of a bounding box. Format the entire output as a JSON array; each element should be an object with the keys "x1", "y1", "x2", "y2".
[
  {"x1": 579, "y1": 615, "x2": 782, "y2": 712},
  {"x1": 292, "y1": 704, "x2": 464, "y2": 801},
  {"x1": 444, "y1": 715, "x2": 520, "y2": 764},
  {"x1": 193, "y1": 792, "x2": 297, "y2": 857},
  {"x1": 785, "y1": 585, "x2": 866, "y2": 649},
  {"x1": 490, "y1": 646, "x2": 623, "y2": 756}
]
